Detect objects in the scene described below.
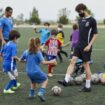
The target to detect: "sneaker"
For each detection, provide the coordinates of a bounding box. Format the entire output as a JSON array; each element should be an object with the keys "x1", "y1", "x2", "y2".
[
  {"x1": 78, "y1": 86, "x2": 91, "y2": 92},
  {"x1": 28, "y1": 93, "x2": 35, "y2": 99},
  {"x1": 12, "y1": 83, "x2": 21, "y2": 90},
  {"x1": 58, "y1": 80, "x2": 69, "y2": 86},
  {"x1": 37, "y1": 92, "x2": 46, "y2": 102},
  {"x1": 28, "y1": 90, "x2": 35, "y2": 99},
  {"x1": 3, "y1": 89, "x2": 15, "y2": 94},
  {"x1": 48, "y1": 73, "x2": 53, "y2": 77}
]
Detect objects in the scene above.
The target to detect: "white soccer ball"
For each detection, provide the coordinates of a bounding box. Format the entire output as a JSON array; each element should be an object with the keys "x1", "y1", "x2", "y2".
[
  {"x1": 80, "y1": 73, "x2": 86, "y2": 81},
  {"x1": 69, "y1": 77, "x2": 75, "y2": 85},
  {"x1": 75, "y1": 76, "x2": 83, "y2": 85},
  {"x1": 52, "y1": 86, "x2": 62, "y2": 96},
  {"x1": 91, "y1": 74, "x2": 99, "y2": 84}
]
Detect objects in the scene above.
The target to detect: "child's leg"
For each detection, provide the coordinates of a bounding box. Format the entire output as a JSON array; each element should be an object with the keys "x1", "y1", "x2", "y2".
[
  {"x1": 38, "y1": 79, "x2": 48, "y2": 101},
  {"x1": 12, "y1": 69, "x2": 21, "y2": 90},
  {"x1": 4, "y1": 72, "x2": 16, "y2": 93},
  {"x1": 29, "y1": 83, "x2": 36, "y2": 98},
  {"x1": 48, "y1": 64, "x2": 55, "y2": 77}
]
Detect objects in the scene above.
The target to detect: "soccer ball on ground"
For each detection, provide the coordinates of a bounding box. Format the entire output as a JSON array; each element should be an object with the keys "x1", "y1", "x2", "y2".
[
  {"x1": 51, "y1": 86, "x2": 62, "y2": 96},
  {"x1": 74, "y1": 76, "x2": 83, "y2": 85}
]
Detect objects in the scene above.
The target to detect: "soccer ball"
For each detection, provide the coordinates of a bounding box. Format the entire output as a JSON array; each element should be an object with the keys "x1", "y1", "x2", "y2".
[
  {"x1": 51, "y1": 86, "x2": 62, "y2": 96},
  {"x1": 80, "y1": 73, "x2": 86, "y2": 81},
  {"x1": 69, "y1": 77, "x2": 75, "y2": 85},
  {"x1": 91, "y1": 74, "x2": 99, "y2": 84},
  {"x1": 74, "y1": 76, "x2": 83, "y2": 85}
]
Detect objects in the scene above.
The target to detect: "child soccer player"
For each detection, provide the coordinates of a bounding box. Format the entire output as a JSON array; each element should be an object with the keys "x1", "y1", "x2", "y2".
[
  {"x1": 70, "y1": 24, "x2": 79, "y2": 59},
  {"x1": 44, "y1": 29, "x2": 61, "y2": 77},
  {"x1": 0, "y1": 30, "x2": 21, "y2": 94},
  {"x1": 34, "y1": 22, "x2": 51, "y2": 57},
  {"x1": 20, "y1": 37, "x2": 57, "y2": 102},
  {"x1": 56, "y1": 24, "x2": 68, "y2": 62}
]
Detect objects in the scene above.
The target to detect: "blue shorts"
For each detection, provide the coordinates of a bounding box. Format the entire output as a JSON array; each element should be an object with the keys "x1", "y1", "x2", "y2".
[
  {"x1": 27, "y1": 70, "x2": 47, "y2": 84},
  {"x1": 47, "y1": 55, "x2": 56, "y2": 61},
  {"x1": 3, "y1": 62, "x2": 16, "y2": 72}
]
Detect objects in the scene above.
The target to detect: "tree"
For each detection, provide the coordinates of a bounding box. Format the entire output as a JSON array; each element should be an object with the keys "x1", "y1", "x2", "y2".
[
  {"x1": 58, "y1": 8, "x2": 70, "y2": 24},
  {"x1": 29, "y1": 7, "x2": 41, "y2": 24}
]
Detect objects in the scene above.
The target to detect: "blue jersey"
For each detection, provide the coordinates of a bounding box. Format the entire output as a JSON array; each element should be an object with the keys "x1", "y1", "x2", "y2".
[
  {"x1": 1, "y1": 41, "x2": 17, "y2": 72},
  {"x1": 0, "y1": 16, "x2": 13, "y2": 40},
  {"x1": 20, "y1": 50, "x2": 44, "y2": 74},
  {"x1": 38, "y1": 28, "x2": 50, "y2": 44},
  {"x1": 20, "y1": 50, "x2": 47, "y2": 83}
]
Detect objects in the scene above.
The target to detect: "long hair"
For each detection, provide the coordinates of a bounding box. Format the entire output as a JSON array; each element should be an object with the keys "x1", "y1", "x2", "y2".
[{"x1": 28, "y1": 37, "x2": 40, "y2": 54}]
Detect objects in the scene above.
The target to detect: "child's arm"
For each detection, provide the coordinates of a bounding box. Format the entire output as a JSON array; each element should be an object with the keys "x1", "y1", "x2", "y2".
[
  {"x1": 13, "y1": 56, "x2": 20, "y2": 61},
  {"x1": 19, "y1": 50, "x2": 27, "y2": 62},
  {"x1": 41, "y1": 59, "x2": 57, "y2": 65}
]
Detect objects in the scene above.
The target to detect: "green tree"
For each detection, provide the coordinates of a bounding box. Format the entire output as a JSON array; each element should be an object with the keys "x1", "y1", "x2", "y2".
[
  {"x1": 29, "y1": 7, "x2": 41, "y2": 24},
  {"x1": 58, "y1": 8, "x2": 70, "y2": 24}
]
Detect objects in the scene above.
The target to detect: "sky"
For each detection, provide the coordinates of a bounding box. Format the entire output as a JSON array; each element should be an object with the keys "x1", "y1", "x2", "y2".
[{"x1": 0, "y1": 0, "x2": 105, "y2": 21}]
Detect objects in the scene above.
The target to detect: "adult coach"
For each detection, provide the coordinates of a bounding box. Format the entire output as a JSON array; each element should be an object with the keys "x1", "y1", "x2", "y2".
[
  {"x1": 0, "y1": 7, "x2": 13, "y2": 48},
  {"x1": 58, "y1": 3, "x2": 98, "y2": 92}
]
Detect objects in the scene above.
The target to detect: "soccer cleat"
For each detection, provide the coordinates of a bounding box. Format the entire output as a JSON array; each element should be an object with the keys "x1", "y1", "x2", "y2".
[
  {"x1": 12, "y1": 83, "x2": 21, "y2": 90},
  {"x1": 78, "y1": 86, "x2": 91, "y2": 92},
  {"x1": 3, "y1": 89, "x2": 15, "y2": 94},
  {"x1": 37, "y1": 92, "x2": 46, "y2": 102},
  {"x1": 28, "y1": 90, "x2": 35, "y2": 99},
  {"x1": 58, "y1": 80, "x2": 69, "y2": 86}
]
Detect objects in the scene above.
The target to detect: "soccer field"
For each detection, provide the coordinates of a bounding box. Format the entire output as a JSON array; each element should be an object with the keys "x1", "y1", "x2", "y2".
[{"x1": 0, "y1": 27, "x2": 105, "y2": 105}]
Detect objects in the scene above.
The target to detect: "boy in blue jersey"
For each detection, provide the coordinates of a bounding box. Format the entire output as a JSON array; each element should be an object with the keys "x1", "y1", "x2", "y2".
[
  {"x1": 0, "y1": 7, "x2": 13, "y2": 48},
  {"x1": 34, "y1": 22, "x2": 50, "y2": 45},
  {"x1": 0, "y1": 30, "x2": 21, "y2": 94},
  {"x1": 20, "y1": 38, "x2": 56, "y2": 102},
  {"x1": 34, "y1": 22, "x2": 51, "y2": 57}
]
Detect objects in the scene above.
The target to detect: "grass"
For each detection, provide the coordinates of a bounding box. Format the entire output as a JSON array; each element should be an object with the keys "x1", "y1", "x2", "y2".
[{"x1": 0, "y1": 27, "x2": 105, "y2": 105}]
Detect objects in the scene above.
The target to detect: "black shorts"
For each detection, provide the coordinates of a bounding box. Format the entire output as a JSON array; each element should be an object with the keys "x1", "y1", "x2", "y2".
[{"x1": 73, "y1": 45, "x2": 92, "y2": 62}]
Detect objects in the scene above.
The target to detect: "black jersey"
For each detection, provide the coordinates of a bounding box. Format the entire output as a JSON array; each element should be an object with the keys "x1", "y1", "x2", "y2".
[{"x1": 78, "y1": 16, "x2": 98, "y2": 48}]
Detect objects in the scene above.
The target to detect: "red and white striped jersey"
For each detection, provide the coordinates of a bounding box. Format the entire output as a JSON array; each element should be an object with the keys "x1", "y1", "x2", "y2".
[{"x1": 45, "y1": 38, "x2": 61, "y2": 56}]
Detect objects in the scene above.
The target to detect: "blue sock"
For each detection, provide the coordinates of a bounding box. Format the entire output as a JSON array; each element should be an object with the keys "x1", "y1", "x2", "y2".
[
  {"x1": 38, "y1": 88, "x2": 46, "y2": 95},
  {"x1": 29, "y1": 89, "x2": 35, "y2": 96},
  {"x1": 5, "y1": 80, "x2": 14, "y2": 90},
  {"x1": 12, "y1": 79, "x2": 17, "y2": 87}
]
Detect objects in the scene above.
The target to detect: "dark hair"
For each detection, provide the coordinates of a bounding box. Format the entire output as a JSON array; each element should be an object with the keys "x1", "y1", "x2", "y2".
[
  {"x1": 73, "y1": 24, "x2": 78, "y2": 30},
  {"x1": 29, "y1": 37, "x2": 40, "y2": 54},
  {"x1": 58, "y1": 24, "x2": 63, "y2": 28},
  {"x1": 44, "y1": 22, "x2": 50, "y2": 26},
  {"x1": 9, "y1": 30, "x2": 20, "y2": 40},
  {"x1": 5, "y1": 7, "x2": 13, "y2": 12},
  {"x1": 75, "y1": 3, "x2": 87, "y2": 12},
  {"x1": 51, "y1": 29, "x2": 57, "y2": 36}
]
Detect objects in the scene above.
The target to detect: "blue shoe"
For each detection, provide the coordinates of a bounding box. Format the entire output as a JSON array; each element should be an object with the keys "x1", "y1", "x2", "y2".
[
  {"x1": 28, "y1": 89, "x2": 35, "y2": 98},
  {"x1": 37, "y1": 92, "x2": 46, "y2": 102}
]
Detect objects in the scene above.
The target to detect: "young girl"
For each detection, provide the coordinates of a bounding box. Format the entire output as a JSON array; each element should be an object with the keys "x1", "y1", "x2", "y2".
[
  {"x1": 0, "y1": 30, "x2": 21, "y2": 94},
  {"x1": 44, "y1": 29, "x2": 61, "y2": 77},
  {"x1": 20, "y1": 37, "x2": 56, "y2": 102}
]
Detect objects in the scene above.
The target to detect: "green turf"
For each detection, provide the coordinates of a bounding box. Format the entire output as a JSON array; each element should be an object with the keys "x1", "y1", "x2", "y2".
[{"x1": 0, "y1": 27, "x2": 105, "y2": 105}]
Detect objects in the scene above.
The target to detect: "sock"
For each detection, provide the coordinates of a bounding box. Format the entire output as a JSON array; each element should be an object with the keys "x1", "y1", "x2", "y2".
[
  {"x1": 29, "y1": 89, "x2": 35, "y2": 96},
  {"x1": 65, "y1": 74, "x2": 71, "y2": 83},
  {"x1": 48, "y1": 65, "x2": 52, "y2": 73},
  {"x1": 5, "y1": 80, "x2": 14, "y2": 90},
  {"x1": 12, "y1": 79, "x2": 17, "y2": 87},
  {"x1": 85, "y1": 80, "x2": 91, "y2": 88},
  {"x1": 38, "y1": 88, "x2": 46, "y2": 95}
]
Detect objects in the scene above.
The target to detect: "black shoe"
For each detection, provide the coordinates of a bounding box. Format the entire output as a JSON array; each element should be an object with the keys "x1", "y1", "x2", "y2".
[
  {"x1": 78, "y1": 86, "x2": 91, "y2": 92},
  {"x1": 58, "y1": 80, "x2": 69, "y2": 86}
]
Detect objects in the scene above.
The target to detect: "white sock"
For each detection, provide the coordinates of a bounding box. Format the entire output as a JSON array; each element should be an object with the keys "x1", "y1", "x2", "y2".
[
  {"x1": 85, "y1": 80, "x2": 91, "y2": 88},
  {"x1": 64, "y1": 74, "x2": 71, "y2": 83}
]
